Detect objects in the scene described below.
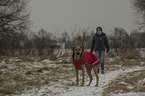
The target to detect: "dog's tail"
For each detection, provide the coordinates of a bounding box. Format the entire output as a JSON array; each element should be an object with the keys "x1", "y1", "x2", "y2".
[{"x1": 97, "y1": 66, "x2": 104, "y2": 73}]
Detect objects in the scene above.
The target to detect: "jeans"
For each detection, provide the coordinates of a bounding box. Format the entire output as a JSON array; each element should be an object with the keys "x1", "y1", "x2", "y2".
[{"x1": 95, "y1": 50, "x2": 105, "y2": 73}]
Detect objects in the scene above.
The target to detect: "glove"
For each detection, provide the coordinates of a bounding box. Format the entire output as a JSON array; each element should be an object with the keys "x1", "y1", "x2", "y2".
[
  {"x1": 90, "y1": 50, "x2": 93, "y2": 53},
  {"x1": 107, "y1": 49, "x2": 109, "y2": 53}
]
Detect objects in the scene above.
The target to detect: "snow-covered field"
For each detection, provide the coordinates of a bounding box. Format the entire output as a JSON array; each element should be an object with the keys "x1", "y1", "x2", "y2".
[
  {"x1": 14, "y1": 66, "x2": 145, "y2": 96},
  {"x1": 0, "y1": 49, "x2": 145, "y2": 96}
]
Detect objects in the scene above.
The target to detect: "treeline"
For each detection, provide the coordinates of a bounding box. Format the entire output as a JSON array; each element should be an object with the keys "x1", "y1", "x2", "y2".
[
  {"x1": 0, "y1": 27, "x2": 95, "y2": 56},
  {"x1": 1, "y1": 26, "x2": 145, "y2": 56},
  {"x1": 0, "y1": 0, "x2": 144, "y2": 56},
  {"x1": 109, "y1": 27, "x2": 144, "y2": 58}
]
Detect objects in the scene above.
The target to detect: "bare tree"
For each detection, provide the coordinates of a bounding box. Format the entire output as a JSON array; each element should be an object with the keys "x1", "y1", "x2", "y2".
[
  {"x1": 0, "y1": 0, "x2": 30, "y2": 34},
  {"x1": 109, "y1": 27, "x2": 140, "y2": 58},
  {"x1": 71, "y1": 29, "x2": 93, "y2": 49},
  {"x1": 133, "y1": 0, "x2": 145, "y2": 29},
  {"x1": 131, "y1": 31, "x2": 145, "y2": 48},
  {"x1": 33, "y1": 29, "x2": 58, "y2": 56},
  {"x1": 109, "y1": 27, "x2": 129, "y2": 56},
  {"x1": 0, "y1": 0, "x2": 30, "y2": 56},
  {"x1": 134, "y1": 0, "x2": 145, "y2": 15}
]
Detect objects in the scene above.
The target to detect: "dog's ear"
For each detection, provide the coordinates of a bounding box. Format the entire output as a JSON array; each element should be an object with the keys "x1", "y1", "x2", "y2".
[
  {"x1": 72, "y1": 46, "x2": 76, "y2": 52},
  {"x1": 81, "y1": 46, "x2": 84, "y2": 52},
  {"x1": 72, "y1": 46, "x2": 76, "y2": 60},
  {"x1": 80, "y1": 46, "x2": 84, "y2": 58}
]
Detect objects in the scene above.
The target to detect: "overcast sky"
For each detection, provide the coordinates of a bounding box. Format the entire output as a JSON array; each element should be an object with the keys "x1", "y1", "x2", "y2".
[{"x1": 30, "y1": 0, "x2": 136, "y2": 35}]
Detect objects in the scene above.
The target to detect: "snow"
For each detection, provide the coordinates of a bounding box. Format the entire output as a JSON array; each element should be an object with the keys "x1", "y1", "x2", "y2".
[
  {"x1": 59, "y1": 67, "x2": 144, "y2": 96},
  {"x1": 137, "y1": 78, "x2": 145, "y2": 90},
  {"x1": 42, "y1": 59, "x2": 53, "y2": 64},
  {"x1": 16, "y1": 66, "x2": 145, "y2": 96},
  {"x1": 109, "y1": 58, "x2": 115, "y2": 61},
  {"x1": 113, "y1": 92, "x2": 145, "y2": 96},
  {"x1": 118, "y1": 81, "x2": 128, "y2": 85},
  {"x1": 140, "y1": 62, "x2": 145, "y2": 65},
  {"x1": 127, "y1": 85, "x2": 134, "y2": 89},
  {"x1": 1, "y1": 50, "x2": 145, "y2": 96},
  {"x1": 138, "y1": 48, "x2": 145, "y2": 58}
]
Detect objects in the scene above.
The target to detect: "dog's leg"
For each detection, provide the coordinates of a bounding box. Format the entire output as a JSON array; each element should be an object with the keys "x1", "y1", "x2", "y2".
[
  {"x1": 86, "y1": 66, "x2": 93, "y2": 86},
  {"x1": 80, "y1": 65, "x2": 85, "y2": 86},
  {"x1": 93, "y1": 65, "x2": 99, "y2": 86},
  {"x1": 75, "y1": 69, "x2": 79, "y2": 85}
]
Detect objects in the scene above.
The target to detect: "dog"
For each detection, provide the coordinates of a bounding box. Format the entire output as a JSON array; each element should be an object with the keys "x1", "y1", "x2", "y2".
[{"x1": 72, "y1": 46, "x2": 101, "y2": 86}]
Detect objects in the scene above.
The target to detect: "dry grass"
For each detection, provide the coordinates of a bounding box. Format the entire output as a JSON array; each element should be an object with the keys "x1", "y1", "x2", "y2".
[
  {"x1": 104, "y1": 56, "x2": 145, "y2": 72},
  {"x1": 48, "y1": 54, "x2": 57, "y2": 61},
  {"x1": 0, "y1": 56, "x2": 74, "y2": 95},
  {"x1": 122, "y1": 49, "x2": 141, "y2": 59},
  {"x1": 0, "y1": 55, "x2": 145, "y2": 95},
  {"x1": 103, "y1": 70, "x2": 145, "y2": 96},
  {"x1": 102, "y1": 56, "x2": 145, "y2": 96}
]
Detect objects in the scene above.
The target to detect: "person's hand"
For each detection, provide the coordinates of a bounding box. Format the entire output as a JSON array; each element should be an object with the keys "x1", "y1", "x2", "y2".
[
  {"x1": 90, "y1": 50, "x2": 93, "y2": 53},
  {"x1": 107, "y1": 49, "x2": 109, "y2": 53}
]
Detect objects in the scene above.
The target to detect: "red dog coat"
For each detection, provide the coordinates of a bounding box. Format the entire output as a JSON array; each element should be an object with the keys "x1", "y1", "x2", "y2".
[{"x1": 72, "y1": 52, "x2": 101, "y2": 70}]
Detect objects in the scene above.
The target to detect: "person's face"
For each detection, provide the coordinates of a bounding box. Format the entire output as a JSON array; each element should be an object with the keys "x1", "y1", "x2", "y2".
[{"x1": 97, "y1": 31, "x2": 102, "y2": 34}]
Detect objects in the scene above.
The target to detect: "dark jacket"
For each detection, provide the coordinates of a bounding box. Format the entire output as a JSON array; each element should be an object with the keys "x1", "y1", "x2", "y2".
[{"x1": 91, "y1": 32, "x2": 110, "y2": 52}]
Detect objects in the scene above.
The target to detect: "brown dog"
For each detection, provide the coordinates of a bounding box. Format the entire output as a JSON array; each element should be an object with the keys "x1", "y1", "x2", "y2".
[{"x1": 72, "y1": 46, "x2": 101, "y2": 86}]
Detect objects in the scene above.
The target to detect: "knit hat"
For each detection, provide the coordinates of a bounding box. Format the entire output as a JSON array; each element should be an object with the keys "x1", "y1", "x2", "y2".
[{"x1": 96, "y1": 26, "x2": 103, "y2": 32}]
